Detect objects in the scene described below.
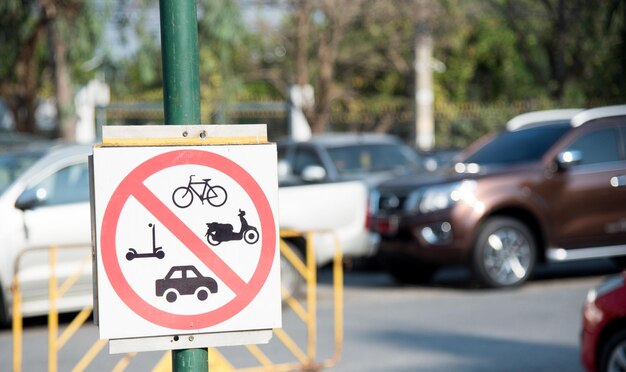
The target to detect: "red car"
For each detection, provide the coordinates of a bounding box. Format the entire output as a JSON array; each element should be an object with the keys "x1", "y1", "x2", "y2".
[{"x1": 581, "y1": 271, "x2": 626, "y2": 372}]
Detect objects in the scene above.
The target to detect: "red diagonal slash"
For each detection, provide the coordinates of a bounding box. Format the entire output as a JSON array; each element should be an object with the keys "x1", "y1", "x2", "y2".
[{"x1": 133, "y1": 182, "x2": 247, "y2": 294}]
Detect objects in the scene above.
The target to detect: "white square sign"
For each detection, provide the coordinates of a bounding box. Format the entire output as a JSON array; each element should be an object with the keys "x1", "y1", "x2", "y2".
[{"x1": 92, "y1": 143, "x2": 281, "y2": 343}]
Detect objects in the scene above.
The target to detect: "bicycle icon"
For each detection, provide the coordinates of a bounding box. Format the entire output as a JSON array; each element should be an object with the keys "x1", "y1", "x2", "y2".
[{"x1": 172, "y1": 175, "x2": 228, "y2": 208}]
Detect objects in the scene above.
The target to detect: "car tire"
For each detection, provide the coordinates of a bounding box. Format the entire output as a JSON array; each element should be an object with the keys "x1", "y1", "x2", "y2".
[
  {"x1": 196, "y1": 288, "x2": 208, "y2": 301},
  {"x1": 280, "y1": 240, "x2": 305, "y2": 301},
  {"x1": 472, "y1": 217, "x2": 536, "y2": 288},
  {"x1": 383, "y1": 254, "x2": 438, "y2": 285},
  {"x1": 165, "y1": 290, "x2": 178, "y2": 303},
  {"x1": 599, "y1": 328, "x2": 626, "y2": 372}
]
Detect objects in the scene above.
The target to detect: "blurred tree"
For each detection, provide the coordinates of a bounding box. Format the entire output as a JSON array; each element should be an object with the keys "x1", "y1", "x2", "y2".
[
  {"x1": 333, "y1": 0, "x2": 418, "y2": 132},
  {"x1": 104, "y1": 1, "x2": 163, "y2": 101},
  {"x1": 92, "y1": 0, "x2": 626, "y2": 140},
  {"x1": 585, "y1": 0, "x2": 626, "y2": 101},
  {"x1": 197, "y1": 0, "x2": 247, "y2": 123},
  {"x1": 0, "y1": 0, "x2": 102, "y2": 138},
  {"x1": 107, "y1": 0, "x2": 249, "y2": 123},
  {"x1": 293, "y1": 0, "x2": 366, "y2": 132},
  {"x1": 485, "y1": 0, "x2": 623, "y2": 103},
  {"x1": 276, "y1": 0, "x2": 366, "y2": 133}
]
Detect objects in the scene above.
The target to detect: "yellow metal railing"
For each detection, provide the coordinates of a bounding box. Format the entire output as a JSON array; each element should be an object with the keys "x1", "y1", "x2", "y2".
[
  {"x1": 11, "y1": 244, "x2": 99, "y2": 372},
  {"x1": 11, "y1": 229, "x2": 344, "y2": 372},
  {"x1": 232, "y1": 229, "x2": 344, "y2": 372}
]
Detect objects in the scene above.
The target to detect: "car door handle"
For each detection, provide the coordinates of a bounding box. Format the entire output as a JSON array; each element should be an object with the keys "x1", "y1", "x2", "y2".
[{"x1": 610, "y1": 175, "x2": 626, "y2": 187}]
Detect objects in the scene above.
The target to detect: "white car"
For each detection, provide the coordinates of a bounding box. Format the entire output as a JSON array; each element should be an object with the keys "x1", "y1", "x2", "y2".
[{"x1": 0, "y1": 143, "x2": 93, "y2": 323}]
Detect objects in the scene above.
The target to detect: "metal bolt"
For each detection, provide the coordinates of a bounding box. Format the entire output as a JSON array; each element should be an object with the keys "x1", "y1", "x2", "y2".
[{"x1": 182, "y1": 131, "x2": 188, "y2": 137}]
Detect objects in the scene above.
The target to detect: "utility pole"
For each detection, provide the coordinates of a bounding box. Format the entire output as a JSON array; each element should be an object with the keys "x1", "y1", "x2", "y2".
[
  {"x1": 414, "y1": 0, "x2": 435, "y2": 151},
  {"x1": 160, "y1": 0, "x2": 201, "y2": 126},
  {"x1": 159, "y1": 0, "x2": 206, "y2": 370}
]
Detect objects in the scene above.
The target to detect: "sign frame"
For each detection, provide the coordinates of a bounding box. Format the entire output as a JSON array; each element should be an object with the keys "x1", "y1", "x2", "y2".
[{"x1": 90, "y1": 124, "x2": 280, "y2": 353}]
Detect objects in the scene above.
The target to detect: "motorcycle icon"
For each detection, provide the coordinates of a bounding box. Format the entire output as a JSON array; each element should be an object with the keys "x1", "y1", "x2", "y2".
[
  {"x1": 126, "y1": 223, "x2": 165, "y2": 261},
  {"x1": 205, "y1": 209, "x2": 259, "y2": 246}
]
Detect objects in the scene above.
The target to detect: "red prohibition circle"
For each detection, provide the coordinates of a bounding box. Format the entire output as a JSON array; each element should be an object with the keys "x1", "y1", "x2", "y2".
[{"x1": 100, "y1": 149, "x2": 276, "y2": 330}]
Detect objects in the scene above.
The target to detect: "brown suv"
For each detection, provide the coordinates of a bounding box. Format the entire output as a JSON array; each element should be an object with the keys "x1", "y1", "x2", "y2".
[{"x1": 370, "y1": 105, "x2": 626, "y2": 288}]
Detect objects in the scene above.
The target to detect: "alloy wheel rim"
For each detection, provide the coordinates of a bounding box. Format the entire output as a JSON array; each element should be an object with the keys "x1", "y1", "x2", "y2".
[
  {"x1": 608, "y1": 340, "x2": 626, "y2": 372},
  {"x1": 482, "y1": 227, "x2": 532, "y2": 286}
]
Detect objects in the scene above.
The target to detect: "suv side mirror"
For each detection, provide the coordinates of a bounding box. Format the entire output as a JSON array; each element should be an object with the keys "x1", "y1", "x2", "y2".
[
  {"x1": 556, "y1": 150, "x2": 583, "y2": 170},
  {"x1": 301, "y1": 165, "x2": 327, "y2": 182},
  {"x1": 15, "y1": 187, "x2": 47, "y2": 210}
]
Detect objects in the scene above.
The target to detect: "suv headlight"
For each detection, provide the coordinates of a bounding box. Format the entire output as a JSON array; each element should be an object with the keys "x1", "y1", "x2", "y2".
[{"x1": 405, "y1": 180, "x2": 476, "y2": 214}]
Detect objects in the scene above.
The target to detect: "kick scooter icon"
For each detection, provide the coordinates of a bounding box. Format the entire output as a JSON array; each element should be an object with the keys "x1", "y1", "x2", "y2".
[{"x1": 126, "y1": 223, "x2": 166, "y2": 261}]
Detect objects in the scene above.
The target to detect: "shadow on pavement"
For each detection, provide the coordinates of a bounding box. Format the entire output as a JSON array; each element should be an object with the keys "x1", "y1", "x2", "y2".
[{"x1": 323, "y1": 258, "x2": 623, "y2": 291}]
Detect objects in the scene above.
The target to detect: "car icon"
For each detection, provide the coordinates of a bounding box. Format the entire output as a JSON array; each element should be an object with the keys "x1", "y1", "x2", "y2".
[{"x1": 155, "y1": 265, "x2": 218, "y2": 303}]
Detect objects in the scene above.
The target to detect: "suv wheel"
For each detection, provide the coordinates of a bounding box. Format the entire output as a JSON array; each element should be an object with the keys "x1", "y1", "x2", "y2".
[
  {"x1": 472, "y1": 217, "x2": 536, "y2": 288},
  {"x1": 599, "y1": 328, "x2": 626, "y2": 372}
]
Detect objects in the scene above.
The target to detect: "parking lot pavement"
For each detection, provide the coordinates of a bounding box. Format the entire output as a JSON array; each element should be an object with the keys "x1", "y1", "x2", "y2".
[
  {"x1": 318, "y1": 259, "x2": 621, "y2": 372},
  {"x1": 1, "y1": 259, "x2": 621, "y2": 371}
]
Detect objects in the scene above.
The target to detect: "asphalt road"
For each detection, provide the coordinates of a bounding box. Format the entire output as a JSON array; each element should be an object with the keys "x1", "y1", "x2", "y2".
[{"x1": 1, "y1": 259, "x2": 621, "y2": 371}]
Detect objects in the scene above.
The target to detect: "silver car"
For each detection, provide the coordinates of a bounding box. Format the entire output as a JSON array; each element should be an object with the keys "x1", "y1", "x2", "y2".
[{"x1": 0, "y1": 143, "x2": 93, "y2": 324}]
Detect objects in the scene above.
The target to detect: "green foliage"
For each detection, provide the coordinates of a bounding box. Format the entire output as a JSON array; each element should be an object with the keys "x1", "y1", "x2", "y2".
[
  {"x1": 108, "y1": 0, "x2": 251, "y2": 122},
  {"x1": 65, "y1": 2, "x2": 106, "y2": 85},
  {"x1": 5, "y1": 0, "x2": 624, "y2": 144},
  {"x1": 0, "y1": 0, "x2": 104, "y2": 134},
  {"x1": 197, "y1": 0, "x2": 247, "y2": 123},
  {"x1": 0, "y1": 0, "x2": 41, "y2": 88}
]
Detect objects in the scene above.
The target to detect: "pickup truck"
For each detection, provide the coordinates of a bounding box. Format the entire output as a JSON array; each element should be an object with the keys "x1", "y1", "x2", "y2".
[
  {"x1": 278, "y1": 180, "x2": 373, "y2": 266},
  {"x1": 276, "y1": 133, "x2": 425, "y2": 296}
]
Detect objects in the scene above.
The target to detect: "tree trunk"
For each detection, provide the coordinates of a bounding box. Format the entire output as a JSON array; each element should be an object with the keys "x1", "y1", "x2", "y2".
[
  {"x1": 48, "y1": 18, "x2": 75, "y2": 141},
  {"x1": 9, "y1": 18, "x2": 47, "y2": 134}
]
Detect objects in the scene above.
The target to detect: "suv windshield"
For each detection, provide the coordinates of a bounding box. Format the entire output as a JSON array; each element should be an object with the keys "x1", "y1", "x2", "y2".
[
  {"x1": 0, "y1": 150, "x2": 45, "y2": 195},
  {"x1": 463, "y1": 123, "x2": 571, "y2": 166},
  {"x1": 327, "y1": 144, "x2": 422, "y2": 175}
]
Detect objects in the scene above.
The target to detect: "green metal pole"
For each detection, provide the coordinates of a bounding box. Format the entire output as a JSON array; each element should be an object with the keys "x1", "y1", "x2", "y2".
[
  {"x1": 160, "y1": 0, "x2": 201, "y2": 125},
  {"x1": 158, "y1": 0, "x2": 206, "y2": 370}
]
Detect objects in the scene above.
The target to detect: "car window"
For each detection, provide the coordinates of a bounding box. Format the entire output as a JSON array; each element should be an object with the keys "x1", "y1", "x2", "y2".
[
  {"x1": 168, "y1": 269, "x2": 183, "y2": 280},
  {"x1": 186, "y1": 269, "x2": 199, "y2": 278},
  {"x1": 565, "y1": 127, "x2": 620, "y2": 166},
  {"x1": 327, "y1": 144, "x2": 421, "y2": 175},
  {"x1": 0, "y1": 151, "x2": 44, "y2": 195},
  {"x1": 293, "y1": 147, "x2": 323, "y2": 176},
  {"x1": 463, "y1": 124, "x2": 571, "y2": 166},
  {"x1": 32, "y1": 162, "x2": 90, "y2": 206}
]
